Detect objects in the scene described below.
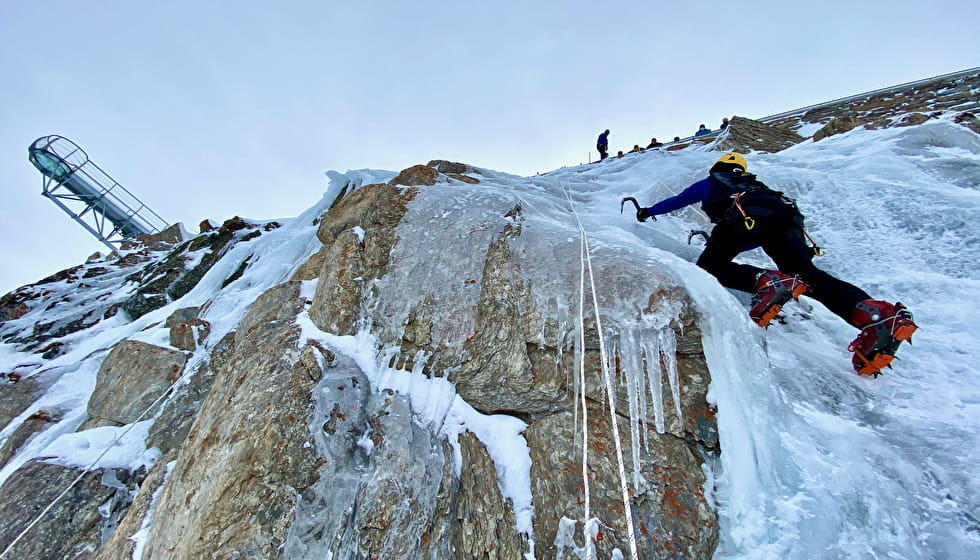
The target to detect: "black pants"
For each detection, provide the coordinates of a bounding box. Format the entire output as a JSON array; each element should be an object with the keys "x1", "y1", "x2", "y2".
[
  {"x1": 598, "y1": 146, "x2": 608, "y2": 160},
  {"x1": 696, "y1": 221, "x2": 869, "y2": 322}
]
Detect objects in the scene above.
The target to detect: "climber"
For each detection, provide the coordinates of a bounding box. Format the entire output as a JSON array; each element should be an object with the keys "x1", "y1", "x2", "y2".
[
  {"x1": 632, "y1": 152, "x2": 917, "y2": 376},
  {"x1": 694, "y1": 124, "x2": 711, "y2": 137},
  {"x1": 597, "y1": 129, "x2": 610, "y2": 160}
]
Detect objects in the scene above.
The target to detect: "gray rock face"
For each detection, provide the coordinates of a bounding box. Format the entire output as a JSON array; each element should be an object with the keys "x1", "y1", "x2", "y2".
[
  {"x1": 84, "y1": 340, "x2": 188, "y2": 428},
  {"x1": 137, "y1": 282, "x2": 323, "y2": 559},
  {"x1": 308, "y1": 182, "x2": 418, "y2": 335},
  {"x1": 0, "y1": 460, "x2": 144, "y2": 560},
  {"x1": 0, "y1": 166, "x2": 720, "y2": 560},
  {"x1": 296, "y1": 178, "x2": 719, "y2": 557}
]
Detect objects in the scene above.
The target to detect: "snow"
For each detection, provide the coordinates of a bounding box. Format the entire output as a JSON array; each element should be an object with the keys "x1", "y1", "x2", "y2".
[
  {"x1": 38, "y1": 420, "x2": 160, "y2": 471},
  {"x1": 1, "y1": 119, "x2": 979, "y2": 558}
]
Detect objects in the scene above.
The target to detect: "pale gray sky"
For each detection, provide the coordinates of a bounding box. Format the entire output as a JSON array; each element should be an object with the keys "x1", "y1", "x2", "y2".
[{"x1": 2, "y1": 0, "x2": 978, "y2": 296}]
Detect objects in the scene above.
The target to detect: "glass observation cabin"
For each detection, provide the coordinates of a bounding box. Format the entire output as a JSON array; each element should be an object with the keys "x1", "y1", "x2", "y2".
[{"x1": 28, "y1": 135, "x2": 169, "y2": 251}]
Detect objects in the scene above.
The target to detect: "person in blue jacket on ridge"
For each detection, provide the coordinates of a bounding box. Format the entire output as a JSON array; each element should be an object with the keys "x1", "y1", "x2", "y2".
[
  {"x1": 597, "y1": 129, "x2": 610, "y2": 160},
  {"x1": 694, "y1": 124, "x2": 711, "y2": 136},
  {"x1": 633, "y1": 152, "x2": 918, "y2": 377}
]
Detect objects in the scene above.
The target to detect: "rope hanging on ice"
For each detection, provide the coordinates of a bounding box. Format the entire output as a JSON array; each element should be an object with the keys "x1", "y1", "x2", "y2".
[
  {"x1": 564, "y1": 183, "x2": 640, "y2": 560},
  {"x1": 576, "y1": 197, "x2": 594, "y2": 558}
]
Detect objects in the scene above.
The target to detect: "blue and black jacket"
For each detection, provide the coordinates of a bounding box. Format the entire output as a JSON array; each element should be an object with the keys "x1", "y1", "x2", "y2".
[{"x1": 645, "y1": 172, "x2": 802, "y2": 226}]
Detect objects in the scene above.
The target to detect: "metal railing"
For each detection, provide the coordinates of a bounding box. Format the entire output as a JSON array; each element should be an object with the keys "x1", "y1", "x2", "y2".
[{"x1": 29, "y1": 135, "x2": 170, "y2": 251}]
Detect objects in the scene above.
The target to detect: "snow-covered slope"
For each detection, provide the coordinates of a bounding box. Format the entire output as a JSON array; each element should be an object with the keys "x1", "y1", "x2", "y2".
[{"x1": 1, "y1": 119, "x2": 978, "y2": 559}]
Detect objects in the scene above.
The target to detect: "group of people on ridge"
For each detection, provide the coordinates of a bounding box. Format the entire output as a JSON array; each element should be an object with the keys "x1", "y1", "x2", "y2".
[
  {"x1": 629, "y1": 151, "x2": 917, "y2": 377},
  {"x1": 597, "y1": 118, "x2": 731, "y2": 161},
  {"x1": 597, "y1": 130, "x2": 667, "y2": 160}
]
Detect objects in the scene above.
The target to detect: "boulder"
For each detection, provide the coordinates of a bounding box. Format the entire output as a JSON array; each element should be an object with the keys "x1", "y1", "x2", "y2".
[
  {"x1": 955, "y1": 111, "x2": 980, "y2": 134},
  {"x1": 84, "y1": 340, "x2": 188, "y2": 428},
  {"x1": 813, "y1": 116, "x2": 868, "y2": 142},
  {"x1": 389, "y1": 164, "x2": 439, "y2": 187}
]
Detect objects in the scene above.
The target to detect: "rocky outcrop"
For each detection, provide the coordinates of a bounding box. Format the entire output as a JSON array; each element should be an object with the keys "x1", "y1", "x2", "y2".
[
  {"x1": 121, "y1": 216, "x2": 278, "y2": 320},
  {"x1": 955, "y1": 111, "x2": 980, "y2": 134},
  {"x1": 716, "y1": 116, "x2": 806, "y2": 153},
  {"x1": 83, "y1": 340, "x2": 187, "y2": 429},
  {"x1": 427, "y1": 159, "x2": 483, "y2": 184},
  {"x1": 387, "y1": 161, "x2": 483, "y2": 188},
  {"x1": 123, "y1": 222, "x2": 188, "y2": 251},
  {"x1": 298, "y1": 179, "x2": 719, "y2": 557},
  {"x1": 165, "y1": 307, "x2": 209, "y2": 351},
  {"x1": 765, "y1": 68, "x2": 980, "y2": 136},
  {"x1": 813, "y1": 116, "x2": 868, "y2": 142},
  {"x1": 306, "y1": 182, "x2": 418, "y2": 335},
  {"x1": 389, "y1": 164, "x2": 440, "y2": 187},
  {"x1": 136, "y1": 281, "x2": 322, "y2": 559},
  {"x1": 0, "y1": 409, "x2": 58, "y2": 467}
]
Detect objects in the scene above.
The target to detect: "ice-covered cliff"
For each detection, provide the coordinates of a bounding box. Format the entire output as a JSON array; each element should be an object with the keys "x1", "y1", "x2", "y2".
[{"x1": 1, "y1": 102, "x2": 979, "y2": 558}]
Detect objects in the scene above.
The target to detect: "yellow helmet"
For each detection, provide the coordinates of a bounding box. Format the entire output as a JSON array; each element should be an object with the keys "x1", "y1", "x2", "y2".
[{"x1": 713, "y1": 152, "x2": 747, "y2": 170}]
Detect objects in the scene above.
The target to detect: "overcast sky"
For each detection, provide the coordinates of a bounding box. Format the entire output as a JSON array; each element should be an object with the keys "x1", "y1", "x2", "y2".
[{"x1": 1, "y1": 0, "x2": 978, "y2": 296}]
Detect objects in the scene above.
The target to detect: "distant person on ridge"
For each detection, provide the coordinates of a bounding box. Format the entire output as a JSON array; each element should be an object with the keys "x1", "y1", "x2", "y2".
[
  {"x1": 630, "y1": 144, "x2": 643, "y2": 153},
  {"x1": 631, "y1": 152, "x2": 918, "y2": 377},
  {"x1": 597, "y1": 129, "x2": 610, "y2": 161},
  {"x1": 694, "y1": 124, "x2": 711, "y2": 137},
  {"x1": 647, "y1": 138, "x2": 663, "y2": 149},
  {"x1": 719, "y1": 117, "x2": 730, "y2": 130}
]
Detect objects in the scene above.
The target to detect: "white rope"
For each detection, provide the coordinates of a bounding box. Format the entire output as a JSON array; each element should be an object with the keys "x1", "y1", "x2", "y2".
[
  {"x1": 0, "y1": 355, "x2": 198, "y2": 559},
  {"x1": 573, "y1": 190, "x2": 593, "y2": 559},
  {"x1": 564, "y1": 184, "x2": 639, "y2": 560}
]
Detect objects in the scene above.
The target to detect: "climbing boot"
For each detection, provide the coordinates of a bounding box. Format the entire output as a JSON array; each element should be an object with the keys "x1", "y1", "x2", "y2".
[
  {"x1": 848, "y1": 300, "x2": 917, "y2": 376},
  {"x1": 749, "y1": 270, "x2": 808, "y2": 327}
]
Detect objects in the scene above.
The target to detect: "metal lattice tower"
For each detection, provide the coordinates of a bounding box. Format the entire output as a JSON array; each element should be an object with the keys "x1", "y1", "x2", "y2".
[{"x1": 28, "y1": 135, "x2": 169, "y2": 251}]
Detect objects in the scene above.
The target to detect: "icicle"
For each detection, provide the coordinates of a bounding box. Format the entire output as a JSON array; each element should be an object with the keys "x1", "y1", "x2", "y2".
[
  {"x1": 659, "y1": 328, "x2": 683, "y2": 426},
  {"x1": 618, "y1": 333, "x2": 643, "y2": 491},
  {"x1": 643, "y1": 338, "x2": 665, "y2": 433}
]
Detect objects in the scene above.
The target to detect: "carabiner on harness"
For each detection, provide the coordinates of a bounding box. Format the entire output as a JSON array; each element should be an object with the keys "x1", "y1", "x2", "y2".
[
  {"x1": 732, "y1": 193, "x2": 755, "y2": 230},
  {"x1": 803, "y1": 228, "x2": 826, "y2": 257}
]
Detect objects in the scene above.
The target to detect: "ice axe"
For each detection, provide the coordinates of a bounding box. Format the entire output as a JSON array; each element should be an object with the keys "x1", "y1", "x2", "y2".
[
  {"x1": 620, "y1": 197, "x2": 654, "y2": 222},
  {"x1": 687, "y1": 230, "x2": 709, "y2": 245}
]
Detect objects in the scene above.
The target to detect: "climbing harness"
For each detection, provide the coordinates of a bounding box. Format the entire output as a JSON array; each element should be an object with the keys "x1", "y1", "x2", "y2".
[{"x1": 731, "y1": 192, "x2": 826, "y2": 256}]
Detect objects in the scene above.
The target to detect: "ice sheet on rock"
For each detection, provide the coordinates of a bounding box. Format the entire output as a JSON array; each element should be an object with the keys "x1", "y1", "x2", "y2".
[
  {"x1": 295, "y1": 317, "x2": 537, "y2": 548},
  {"x1": 370, "y1": 184, "x2": 519, "y2": 353}
]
